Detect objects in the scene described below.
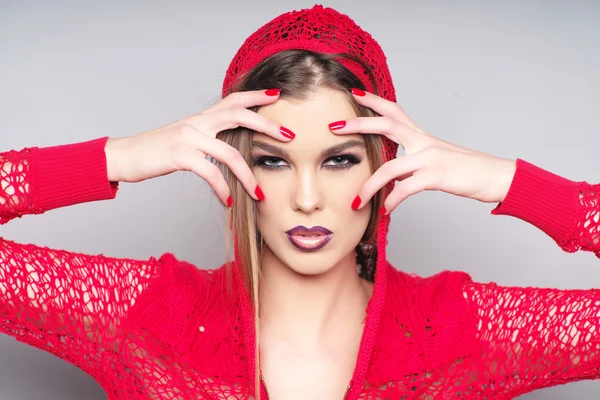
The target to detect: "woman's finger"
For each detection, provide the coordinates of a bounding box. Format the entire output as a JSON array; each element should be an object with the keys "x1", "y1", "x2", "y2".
[
  {"x1": 352, "y1": 151, "x2": 431, "y2": 210},
  {"x1": 350, "y1": 88, "x2": 417, "y2": 128},
  {"x1": 203, "y1": 89, "x2": 281, "y2": 114},
  {"x1": 329, "y1": 116, "x2": 417, "y2": 149},
  {"x1": 180, "y1": 126, "x2": 261, "y2": 200},
  {"x1": 382, "y1": 170, "x2": 441, "y2": 214},
  {"x1": 178, "y1": 149, "x2": 233, "y2": 206},
  {"x1": 188, "y1": 107, "x2": 295, "y2": 142}
]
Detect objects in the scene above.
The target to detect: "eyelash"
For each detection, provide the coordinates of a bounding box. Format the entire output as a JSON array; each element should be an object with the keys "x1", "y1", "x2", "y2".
[{"x1": 252, "y1": 153, "x2": 362, "y2": 171}]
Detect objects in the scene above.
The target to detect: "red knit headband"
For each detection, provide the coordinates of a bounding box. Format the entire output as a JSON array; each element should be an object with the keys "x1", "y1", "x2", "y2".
[{"x1": 222, "y1": 4, "x2": 396, "y2": 103}]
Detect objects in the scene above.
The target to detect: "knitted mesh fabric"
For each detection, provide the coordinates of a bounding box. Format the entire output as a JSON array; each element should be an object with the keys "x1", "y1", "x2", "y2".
[
  {"x1": 222, "y1": 5, "x2": 396, "y2": 101},
  {"x1": 566, "y1": 185, "x2": 600, "y2": 256}
]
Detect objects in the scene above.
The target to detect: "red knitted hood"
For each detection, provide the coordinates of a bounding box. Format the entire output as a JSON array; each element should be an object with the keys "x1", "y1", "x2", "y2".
[{"x1": 221, "y1": 5, "x2": 399, "y2": 398}]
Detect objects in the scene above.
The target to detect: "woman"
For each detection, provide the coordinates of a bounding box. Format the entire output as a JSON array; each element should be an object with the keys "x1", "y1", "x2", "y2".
[{"x1": 1, "y1": 4, "x2": 598, "y2": 400}]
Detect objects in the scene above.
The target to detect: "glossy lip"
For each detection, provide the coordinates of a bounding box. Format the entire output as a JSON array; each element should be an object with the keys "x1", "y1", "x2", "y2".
[{"x1": 285, "y1": 225, "x2": 334, "y2": 251}]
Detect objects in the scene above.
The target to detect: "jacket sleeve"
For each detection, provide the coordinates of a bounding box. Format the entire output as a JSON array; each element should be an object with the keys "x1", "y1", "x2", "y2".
[
  {"x1": 492, "y1": 159, "x2": 599, "y2": 257},
  {"x1": 463, "y1": 280, "x2": 600, "y2": 397},
  {"x1": 0, "y1": 137, "x2": 165, "y2": 379},
  {"x1": 461, "y1": 161, "x2": 600, "y2": 396}
]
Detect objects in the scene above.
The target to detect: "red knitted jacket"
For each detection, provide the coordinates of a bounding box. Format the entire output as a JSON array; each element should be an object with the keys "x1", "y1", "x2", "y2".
[{"x1": 0, "y1": 136, "x2": 599, "y2": 399}]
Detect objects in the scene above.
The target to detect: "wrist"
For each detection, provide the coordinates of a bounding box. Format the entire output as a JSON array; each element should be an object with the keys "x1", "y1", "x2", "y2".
[
  {"x1": 497, "y1": 158, "x2": 517, "y2": 203},
  {"x1": 104, "y1": 137, "x2": 127, "y2": 182}
]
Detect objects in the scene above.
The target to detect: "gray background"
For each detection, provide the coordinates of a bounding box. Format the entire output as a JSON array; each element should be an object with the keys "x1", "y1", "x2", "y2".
[{"x1": 1, "y1": 0, "x2": 599, "y2": 398}]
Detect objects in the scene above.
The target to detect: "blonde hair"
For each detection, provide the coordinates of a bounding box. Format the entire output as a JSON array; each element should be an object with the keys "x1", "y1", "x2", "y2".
[{"x1": 213, "y1": 50, "x2": 386, "y2": 397}]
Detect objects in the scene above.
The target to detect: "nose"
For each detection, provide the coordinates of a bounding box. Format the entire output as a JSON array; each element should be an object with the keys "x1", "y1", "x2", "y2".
[{"x1": 293, "y1": 168, "x2": 323, "y2": 213}]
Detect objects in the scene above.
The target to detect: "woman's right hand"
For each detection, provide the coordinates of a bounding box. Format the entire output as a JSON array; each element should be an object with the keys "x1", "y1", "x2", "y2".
[{"x1": 104, "y1": 89, "x2": 293, "y2": 206}]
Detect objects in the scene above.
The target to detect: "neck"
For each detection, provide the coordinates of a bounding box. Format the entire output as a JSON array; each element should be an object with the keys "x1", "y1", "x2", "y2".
[{"x1": 258, "y1": 247, "x2": 372, "y2": 347}]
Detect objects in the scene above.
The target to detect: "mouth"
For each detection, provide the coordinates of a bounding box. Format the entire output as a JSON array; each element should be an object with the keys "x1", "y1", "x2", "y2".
[{"x1": 285, "y1": 225, "x2": 334, "y2": 251}]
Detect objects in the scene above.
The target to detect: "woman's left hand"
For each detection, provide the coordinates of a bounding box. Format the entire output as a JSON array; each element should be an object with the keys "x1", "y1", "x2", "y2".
[{"x1": 329, "y1": 89, "x2": 517, "y2": 215}]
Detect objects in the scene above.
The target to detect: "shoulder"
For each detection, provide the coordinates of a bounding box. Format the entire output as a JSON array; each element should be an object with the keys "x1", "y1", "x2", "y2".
[
  {"x1": 385, "y1": 263, "x2": 473, "y2": 293},
  {"x1": 384, "y1": 262, "x2": 475, "y2": 326},
  {"x1": 119, "y1": 254, "x2": 246, "y2": 378},
  {"x1": 155, "y1": 252, "x2": 229, "y2": 292},
  {"x1": 369, "y1": 263, "x2": 478, "y2": 382},
  {"x1": 126, "y1": 253, "x2": 236, "y2": 350},
  {"x1": 384, "y1": 263, "x2": 474, "y2": 329}
]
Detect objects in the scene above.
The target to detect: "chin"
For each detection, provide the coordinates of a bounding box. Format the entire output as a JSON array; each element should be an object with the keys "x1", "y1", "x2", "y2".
[
  {"x1": 284, "y1": 259, "x2": 337, "y2": 277},
  {"x1": 279, "y1": 246, "x2": 354, "y2": 277}
]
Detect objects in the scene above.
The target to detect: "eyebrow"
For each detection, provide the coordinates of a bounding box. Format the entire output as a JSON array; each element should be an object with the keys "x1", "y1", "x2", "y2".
[{"x1": 251, "y1": 139, "x2": 366, "y2": 160}]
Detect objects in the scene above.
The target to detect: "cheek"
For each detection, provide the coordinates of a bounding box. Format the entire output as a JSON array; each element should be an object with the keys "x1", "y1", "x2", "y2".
[
  {"x1": 330, "y1": 164, "x2": 372, "y2": 203},
  {"x1": 253, "y1": 169, "x2": 287, "y2": 208},
  {"x1": 253, "y1": 171, "x2": 285, "y2": 232},
  {"x1": 323, "y1": 167, "x2": 373, "y2": 236}
]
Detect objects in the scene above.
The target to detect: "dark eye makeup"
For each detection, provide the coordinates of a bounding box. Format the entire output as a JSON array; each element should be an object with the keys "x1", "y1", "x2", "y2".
[{"x1": 251, "y1": 152, "x2": 363, "y2": 171}]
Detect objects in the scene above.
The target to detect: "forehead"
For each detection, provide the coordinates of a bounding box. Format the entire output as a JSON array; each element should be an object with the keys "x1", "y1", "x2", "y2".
[{"x1": 255, "y1": 87, "x2": 363, "y2": 152}]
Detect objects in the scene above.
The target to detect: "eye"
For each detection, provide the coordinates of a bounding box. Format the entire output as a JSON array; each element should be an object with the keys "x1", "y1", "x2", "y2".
[
  {"x1": 252, "y1": 153, "x2": 362, "y2": 171},
  {"x1": 252, "y1": 156, "x2": 287, "y2": 170},
  {"x1": 323, "y1": 153, "x2": 362, "y2": 169}
]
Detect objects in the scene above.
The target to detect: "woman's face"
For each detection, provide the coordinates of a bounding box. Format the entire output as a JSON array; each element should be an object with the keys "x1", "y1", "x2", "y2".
[{"x1": 253, "y1": 87, "x2": 373, "y2": 276}]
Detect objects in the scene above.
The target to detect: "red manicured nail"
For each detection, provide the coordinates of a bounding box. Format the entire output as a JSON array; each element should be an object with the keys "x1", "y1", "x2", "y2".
[
  {"x1": 255, "y1": 185, "x2": 265, "y2": 201},
  {"x1": 379, "y1": 205, "x2": 386, "y2": 216},
  {"x1": 227, "y1": 195, "x2": 234, "y2": 208},
  {"x1": 351, "y1": 195, "x2": 361, "y2": 210},
  {"x1": 329, "y1": 120, "x2": 346, "y2": 130},
  {"x1": 351, "y1": 88, "x2": 366, "y2": 96},
  {"x1": 280, "y1": 126, "x2": 295, "y2": 139},
  {"x1": 265, "y1": 88, "x2": 280, "y2": 96}
]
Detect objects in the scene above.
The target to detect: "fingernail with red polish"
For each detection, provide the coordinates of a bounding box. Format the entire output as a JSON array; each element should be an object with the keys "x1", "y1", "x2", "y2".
[
  {"x1": 351, "y1": 195, "x2": 361, "y2": 210},
  {"x1": 255, "y1": 185, "x2": 265, "y2": 201},
  {"x1": 329, "y1": 120, "x2": 346, "y2": 130},
  {"x1": 265, "y1": 89, "x2": 281, "y2": 96},
  {"x1": 280, "y1": 126, "x2": 295, "y2": 139},
  {"x1": 226, "y1": 195, "x2": 234, "y2": 208},
  {"x1": 351, "y1": 88, "x2": 366, "y2": 96},
  {"x1": 379, "y1": 205, "x2": 386, "y2": 216}
]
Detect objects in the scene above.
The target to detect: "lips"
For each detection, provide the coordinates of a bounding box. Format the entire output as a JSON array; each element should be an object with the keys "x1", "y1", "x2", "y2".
[{"x1": 285, "y1": 225, "x2": 333, "y2": 251}]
